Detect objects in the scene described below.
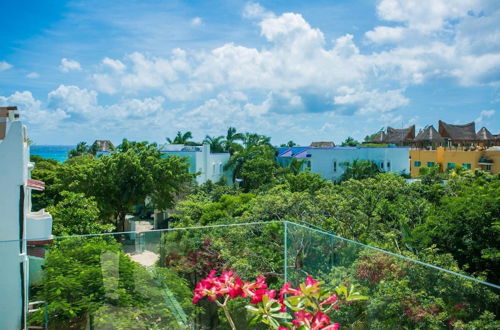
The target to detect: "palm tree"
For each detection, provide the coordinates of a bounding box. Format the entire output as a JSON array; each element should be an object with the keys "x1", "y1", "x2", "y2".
[
  {"x1": 68, "y1": 141, "x2": 89, "y2": 158},
  {"x1": 166, "y1": 131, "x2": 193, "y2": 144},
  {"x1": 242, "y1": 133, "x2": 271, "y2": 148},
  {"x1": 224, "y1": 127, "x2": 244, "y2": 155},
  {"x1": 203, "y1": 135, "x2": 225, "y2": 153}
]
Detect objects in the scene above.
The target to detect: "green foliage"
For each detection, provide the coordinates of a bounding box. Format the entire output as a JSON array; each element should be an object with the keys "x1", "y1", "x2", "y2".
[
  {"x1": 30, "y1": 236, "x2": 196, "y2": 329},
  {"x1": 47, "y1": 191, "x2": 114, "y2": 236},
  {"x1": 340, "y1": 136, "x2": 360, "y2": 146},
  {"x1": 340, "y1": 159, "x2": 382, "y2": 181},
  {"x1": 68, "y1": 141, "x2": 91, "y2": 159},
  {"x1": 30, "y1": 155, "x2": 63, "y2": 210}
]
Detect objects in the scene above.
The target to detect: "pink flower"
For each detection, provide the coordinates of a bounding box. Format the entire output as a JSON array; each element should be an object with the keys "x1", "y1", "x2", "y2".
[
  {"x1": 320, "y1": 294, "x2": 338, "y2": 306},
  {"x1": 251, "y1": 289, "x2": 276, "y2": 304},
  {"x1": 292, "y1": 310, "x2": 313, "y2": 327},
  {"x1": 279, "y1": 282, "x2": 302, "y2": 298},
  {"x1": 310, "y1": 311, "x2": 331, "y2": 330}
]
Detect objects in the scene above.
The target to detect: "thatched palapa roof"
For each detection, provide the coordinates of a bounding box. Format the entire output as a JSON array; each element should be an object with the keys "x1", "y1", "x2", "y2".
[
  {"x1": 92, "y1": 140, "x2": 115, "y2": 152},
  {"x1": 476, "y1": 127, "x2": 494, "y2": 141},
  {"x1": 384, "y1": 125, "x2": 415, "y2": 143},
  {"x1": 414, "y1": 125, "x2": 444, "y2": 143},
  {"x1": 370, "y1": 131, "x2": 386, "y2": 143},
  {"x1": 310, "y1": 141, "x2": 335, "y2": 147},
  {"x1": 439, "y1": 121, "x2": 476, "y2": 141}
]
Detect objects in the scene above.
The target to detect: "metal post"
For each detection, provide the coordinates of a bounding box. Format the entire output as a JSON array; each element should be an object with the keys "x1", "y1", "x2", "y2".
[{"x1": 284, "y1": 221, "x2": 288, "y2": 284}]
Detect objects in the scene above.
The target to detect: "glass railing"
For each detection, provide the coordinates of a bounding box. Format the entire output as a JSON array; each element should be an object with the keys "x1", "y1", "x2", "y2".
[{"x1": 0, "y1": 221, "x2": 497, "y2": 329}]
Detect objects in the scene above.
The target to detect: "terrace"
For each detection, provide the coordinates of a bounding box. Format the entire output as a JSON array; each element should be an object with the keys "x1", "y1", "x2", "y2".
[{"x1": 9, "y1": 220, "x2": 499, "y2": 329}]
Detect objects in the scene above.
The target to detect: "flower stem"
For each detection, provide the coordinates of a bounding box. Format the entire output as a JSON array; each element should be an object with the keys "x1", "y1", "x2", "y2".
[{"x1": 216, "y1": 296, "x2": 237, "y2": 330}]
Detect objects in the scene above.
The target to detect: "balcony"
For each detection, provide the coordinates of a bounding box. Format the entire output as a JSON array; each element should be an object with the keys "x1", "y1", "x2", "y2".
[
  {"x1": 478, "y1": 157, "x2": 494, "y2": 165},
  {"x1": 26, "y1": 210, "x2": 53, "y2": 242},
  {"x1": 6, "y1": 221, "x2": 495, "y2": 329}
]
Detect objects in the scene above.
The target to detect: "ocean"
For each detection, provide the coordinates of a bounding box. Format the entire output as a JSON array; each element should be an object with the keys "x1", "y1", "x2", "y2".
[{"x1": 30, "y1": 145, "x2": 73, "y2": 162}]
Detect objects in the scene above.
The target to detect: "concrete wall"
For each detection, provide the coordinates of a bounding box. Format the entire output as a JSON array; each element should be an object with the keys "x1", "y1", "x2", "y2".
[
  {"x1": 410, "y1": 147, "x2": 500, "y2": 176},
  {"x1": 0, "y1": 121, "x2": 29, "y2": 330},
  {"x1": 305, "y1": 147, "x2": 410, "y2": 181}
]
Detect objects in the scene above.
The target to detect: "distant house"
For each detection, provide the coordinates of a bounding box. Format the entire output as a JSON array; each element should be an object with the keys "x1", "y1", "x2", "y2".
[
  {"x1": 277, "y1": 145, "x2": 410, "y2": 181},
  {"x1": 91, "y1": 140, "x2": 115, "y2": 156},
  {"x1": 438, "y1": 121, "x2": 477, "y2": 145},
  {"x1": 369, "y1": 126, "x2": 415, "y2": 146},
  {"x1": 160, "y1": 143, "x2": 231, "y2": 185},
  {"x1": 310, "y1": 141, "x2": 335, "y2": 148}
]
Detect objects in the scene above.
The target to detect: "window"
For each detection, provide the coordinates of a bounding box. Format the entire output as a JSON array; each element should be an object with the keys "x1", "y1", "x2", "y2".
[
  {"x1": 212, "y1": 163, "x2": 216, "y2": 173},
  {"x1": 485, "y1": 165, "x2": 492, "y2": 171},
  {"x1": 414, "y1": 161, "x2": 421, "y2": 167},
  {"x1": 427, "y1": 161, "x2": 435, "y2": 167},
  {"x1": 380, "y1": 162, "x2": 384, "y2": 169},
  {"x1": 462, "y1": 163, "x2": 471, "y2": 169},
  {"x1": 219, "y1": 163, "x2": 223, "y2": 173},
  {"x1": 333, "y1": 161, "x2": 337, "y2": 172},
  {"x1": 387, "y1": 161, "x2": 391, "y2": 170},
  {"x1": 307, "y1": 161, "x2": 311, "y2": 168},
  {"x1": 447, "y1": 162, "x2": 456, "y2": 169}
]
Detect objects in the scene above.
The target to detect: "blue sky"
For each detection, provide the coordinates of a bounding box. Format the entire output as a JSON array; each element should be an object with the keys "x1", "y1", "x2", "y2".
[{"x1": 0, "y1": 0, "x2": 499, "y2": 145}]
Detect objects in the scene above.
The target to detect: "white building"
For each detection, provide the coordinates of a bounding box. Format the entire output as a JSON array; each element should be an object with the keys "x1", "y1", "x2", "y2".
[
  {"x1": 160, "y1": 143, "x2": 231, "y2": 185},
  {"x1": 277, "y1": 146, "x2": 410, "y2": 181},
  {"x1": 0, "y1": 106, "x2": 53, "y2": 329}
]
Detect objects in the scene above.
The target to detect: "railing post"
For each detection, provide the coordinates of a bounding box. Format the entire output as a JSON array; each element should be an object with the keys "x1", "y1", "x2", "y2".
[{"x1": 284, "y1": 221, "x2": 288, "y2": 284}]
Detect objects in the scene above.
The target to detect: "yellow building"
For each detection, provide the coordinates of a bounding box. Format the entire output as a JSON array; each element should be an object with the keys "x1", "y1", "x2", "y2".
[{"x1": 410, "y1": 147, "x2": 500, "y2": 176}]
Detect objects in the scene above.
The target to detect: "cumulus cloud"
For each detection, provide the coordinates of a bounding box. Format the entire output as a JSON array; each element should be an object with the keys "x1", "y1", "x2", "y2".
[
  {"x1": 475, "y1": 109, "x2": 495, "y2": 123},
  {"x1": 0, "y1": 61, "x2": 12, "y2": 71},
  {"x1": 59, "y1": 58, "x2": 82, "y2": 72},
  {"x1": 0, "y1": 91, "x2": 69, "y2": 128}
]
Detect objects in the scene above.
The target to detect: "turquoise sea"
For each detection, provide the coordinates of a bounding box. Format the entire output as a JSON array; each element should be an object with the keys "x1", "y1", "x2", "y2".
[{"x1": 30, "y1": 145, "x2": 73, "y2": 162}]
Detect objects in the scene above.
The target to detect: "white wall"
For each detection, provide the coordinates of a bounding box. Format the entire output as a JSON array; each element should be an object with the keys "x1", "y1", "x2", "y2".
[
  {"x1": 0, "y1": 121, "x2": 29, "y2": 330},
  {"x1": 307, "y1": 147, "x2": 410, "y2": 181}
]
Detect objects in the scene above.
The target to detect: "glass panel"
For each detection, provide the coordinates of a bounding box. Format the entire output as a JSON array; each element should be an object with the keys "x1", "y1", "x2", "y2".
[
  {"x1": 0, "y1": 221, "x2": 497, "y2": 329},
  {"x1": 286, "y1": 222, "x2": 499, "y2": 328},
  {"x1": 21, "y1": 222, "x2": 285, "y2": 329}
]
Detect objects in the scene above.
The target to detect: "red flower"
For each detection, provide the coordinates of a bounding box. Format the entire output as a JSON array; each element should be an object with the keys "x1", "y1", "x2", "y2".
[
  {"x1": 279, "y1": 282, "x2": 302, "y2": 298},
  {"x1": 320, "y1": 294, "x2": 338, "y2": 306},
  {"x1": 251, "y1": 288, "x2": 276, "y2": 304},
  {"x1": 292, "y1": 310, "x2": 313, "y2": 327},
  {"x1": 310, "y1": 311, "x2": 331, "y2": 330}
]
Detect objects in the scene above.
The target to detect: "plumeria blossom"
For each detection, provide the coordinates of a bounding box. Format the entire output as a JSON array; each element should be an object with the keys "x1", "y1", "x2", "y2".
[{"x1": 192, "y1": 271, "x2": 361, "y2": 330}]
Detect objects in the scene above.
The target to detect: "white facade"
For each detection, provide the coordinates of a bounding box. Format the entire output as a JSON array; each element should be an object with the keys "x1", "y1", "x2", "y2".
[
  {"x1": 160, "y1": 144, "x2": 231, "y2": 185},
  {"x1": 0, "y1": 107, "x2": 53, "y2": 329},
  {"x1": 278, "y1": 146, "x2": 410, "y2": 181},
  {"x1": 308, "y1": 147, "x2": 410, "y2": 181}
]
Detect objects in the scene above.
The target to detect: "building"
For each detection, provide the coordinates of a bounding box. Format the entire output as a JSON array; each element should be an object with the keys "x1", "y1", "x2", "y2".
[
  {"x1": 91, "y1": 139, "x2": 115, "y2": 156},
  {"x1": 410, "y1": 146, "x2": 500, "y2": 176},
  {"x1": 160, "y1": 143, "x2": 231, "y2": 185},
  {"x1": 0, "y1": 106, "x2": 53, "y2": 329},
  {"x1": 410, "y1": 121, "x2": 500, "y2": 176},
  {"x1": 368, "y1": 126, "x2": 415, "y2": 146},
  {"x1": 277, "y1": 146, "x2": 410, "y2": 181}
]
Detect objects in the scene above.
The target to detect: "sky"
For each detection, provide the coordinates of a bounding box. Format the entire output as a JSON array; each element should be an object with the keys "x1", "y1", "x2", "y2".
[{"x1": 0, "y1": 0, "x2": 499, "y2": 146}]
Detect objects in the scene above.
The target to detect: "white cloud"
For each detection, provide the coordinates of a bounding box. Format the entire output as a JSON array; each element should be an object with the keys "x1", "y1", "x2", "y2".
[
  {"x1": 0, "y1": 91, "x2": 69, "y2": 128},
  {"x1": 243, "y1": 2, "x2": 274, "y2": 20},
  {"x1": 59, "y1": 58, "x2": 82, "y2": 72},
  {"x1": 190, "y1": 17, "x2": 202, "y2": 26},
  {"x1": 48, "y1": 85, "x2": 97, "y2": 114},
  {"x1": 475, "y1": 109, "x2": 495, "y2": 123},
  {"x1": 0, "y1": 61, "x2": 12, "y2": 71},
  {"x1": 26, "y1": 72, "x2": 40, "y2": 79},
  {"x1": 365, "y1": 26, "x2": 405, "y2": 44},
  {"x1": 102, "y1": 57, "x2": 126, "y2": 72}
]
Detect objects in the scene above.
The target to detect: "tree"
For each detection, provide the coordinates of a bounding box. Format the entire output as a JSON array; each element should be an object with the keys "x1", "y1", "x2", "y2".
[
  {"x1": 167, "y1": 131, "x2": 194, "y2": 145},
  {"x1": 340, "y1": 159, "x2": 381, "y2": 181},
  {"x1": 224, "y1": 127, "x2": 244, "y2": 155},
  {"x1": 341, "y1": 137, "x2": 360, "y2": 147},
  {"x1": 30, "y1": 155, "x2": 63, "y2": 210},
  {"x1": 47, "y1": 191, "x2": 114, "y2": 235},
  {"x1": 68, "y1": 141, "x2": 90, "y2": 159},
  {"x1": 280, "y1": 141, "x2": 297, "y2": 147},
  {"x1": 57, "y1": 140, "x2": 193, "y2": 232},
  {"x1": 203, "y1": 135, "x2": 225, "y2": 153}
]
